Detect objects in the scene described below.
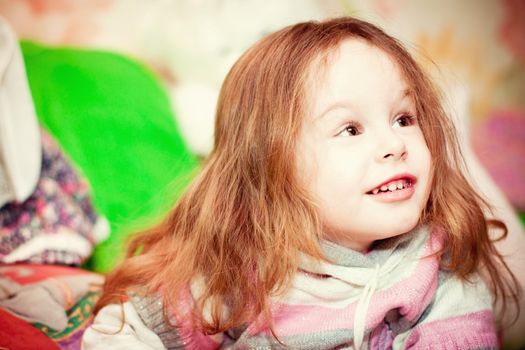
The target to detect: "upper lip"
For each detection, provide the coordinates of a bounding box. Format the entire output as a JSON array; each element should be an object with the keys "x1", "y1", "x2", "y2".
[{"x1": 366, "y1": 173, "x2": 417, "y2": 193}]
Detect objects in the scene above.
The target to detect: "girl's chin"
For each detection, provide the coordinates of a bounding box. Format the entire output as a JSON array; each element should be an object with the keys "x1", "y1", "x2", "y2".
[
  {"x1": 380, "y1": 222, "x2": 419, "y2": 239},
  {"x1": 322, "y1": 218, "x2": 421, "y2": 251}
]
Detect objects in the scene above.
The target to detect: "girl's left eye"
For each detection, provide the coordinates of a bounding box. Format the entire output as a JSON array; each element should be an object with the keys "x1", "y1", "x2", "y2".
[{"x1": 393, "y1": 114, "x2": 416, "y2": 128}]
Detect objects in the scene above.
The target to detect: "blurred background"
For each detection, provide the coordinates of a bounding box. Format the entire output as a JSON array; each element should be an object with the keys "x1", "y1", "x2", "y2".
[{"x1": 0, "y1": 0, "x2": 523, "y2": 270}]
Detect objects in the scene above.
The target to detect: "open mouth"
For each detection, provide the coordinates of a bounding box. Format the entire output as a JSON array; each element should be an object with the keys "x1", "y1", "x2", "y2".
[{"x1": 366, "y1": 177, "x2": 415, "y2": 195}]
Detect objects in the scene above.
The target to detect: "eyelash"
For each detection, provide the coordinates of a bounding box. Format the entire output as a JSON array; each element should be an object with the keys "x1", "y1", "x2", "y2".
[{"x1": 336, "y1": 114, "x2": 417, "y2": 137}]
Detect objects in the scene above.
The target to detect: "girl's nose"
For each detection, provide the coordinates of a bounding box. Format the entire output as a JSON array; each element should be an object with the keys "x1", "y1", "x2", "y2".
[{"x1": 376, "y1": 132, "x2": 407, "y2": 162}]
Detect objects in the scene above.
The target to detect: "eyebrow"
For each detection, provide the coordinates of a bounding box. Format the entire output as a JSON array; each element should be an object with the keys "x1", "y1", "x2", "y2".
[{"x1": 316, "y1": 88, "x2": 414, "y2": 120}]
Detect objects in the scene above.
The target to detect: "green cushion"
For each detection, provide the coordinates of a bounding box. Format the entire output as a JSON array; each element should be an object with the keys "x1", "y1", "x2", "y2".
[{"x1": 21, "y1": 41, "x2": 199, "y2": 272}]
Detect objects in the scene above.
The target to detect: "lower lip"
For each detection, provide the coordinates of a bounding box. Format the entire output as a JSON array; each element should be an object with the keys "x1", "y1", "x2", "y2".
[{"x1": 366, "y1": 185, "x2": 415, "y2": 202}]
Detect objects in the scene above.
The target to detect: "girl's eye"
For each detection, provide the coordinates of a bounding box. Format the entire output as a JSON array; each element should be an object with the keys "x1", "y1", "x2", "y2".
[
  {"x1": 337, "y1": 122, "x2": 361, "y2": 137},
  {"x1": 393, "y1": 114, "x2": 416, "y2": 128}
]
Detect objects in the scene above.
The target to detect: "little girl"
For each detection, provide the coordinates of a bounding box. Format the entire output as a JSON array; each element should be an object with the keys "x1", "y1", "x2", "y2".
[{"x1": 83, "y1": 17, "x2": 519, "y2": 349}]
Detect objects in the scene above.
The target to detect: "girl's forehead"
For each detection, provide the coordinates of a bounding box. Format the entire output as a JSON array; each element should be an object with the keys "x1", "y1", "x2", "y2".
[
  {"x1": 309, "y1": 39, "x2": 402, "y2": 85},
  {"x1": 304, "y1": 39, "x2": 411, "y2": 114},
  {"x1": 309, "y1": 43, "x2": 385, "y2": 92}
]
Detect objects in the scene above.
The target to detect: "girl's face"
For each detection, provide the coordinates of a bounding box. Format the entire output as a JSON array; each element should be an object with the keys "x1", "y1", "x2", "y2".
[{"x1": 295, "y1": 39, "x2": 432, "y2": 252}]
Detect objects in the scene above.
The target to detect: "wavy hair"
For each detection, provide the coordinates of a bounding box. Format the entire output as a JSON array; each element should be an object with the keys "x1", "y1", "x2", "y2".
[{"x1": 96, "y1": 17, "x2": 519, "y2": 333}]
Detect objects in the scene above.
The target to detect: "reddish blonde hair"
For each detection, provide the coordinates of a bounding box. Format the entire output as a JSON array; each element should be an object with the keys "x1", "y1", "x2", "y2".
[{"x1": 96, "y1": 17, "x2": 519, "y2": 332}]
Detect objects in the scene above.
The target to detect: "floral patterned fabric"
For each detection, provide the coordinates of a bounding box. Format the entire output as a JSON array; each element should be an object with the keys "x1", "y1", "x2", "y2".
[{"x1": 0, "y1": 131, "x2": 107, "y2": 265}]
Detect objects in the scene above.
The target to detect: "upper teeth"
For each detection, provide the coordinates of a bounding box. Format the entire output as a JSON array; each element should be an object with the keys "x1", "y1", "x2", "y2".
[{"x1": 372, "y1": 180, "x2": 408, "y2": 194}]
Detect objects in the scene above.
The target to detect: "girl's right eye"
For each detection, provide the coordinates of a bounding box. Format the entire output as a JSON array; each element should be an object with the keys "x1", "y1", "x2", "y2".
[{"x1": 337, "y1": 122, "x2": 361, "y2": 137}]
